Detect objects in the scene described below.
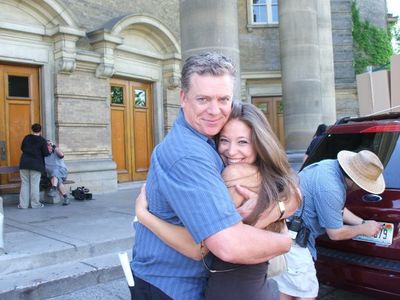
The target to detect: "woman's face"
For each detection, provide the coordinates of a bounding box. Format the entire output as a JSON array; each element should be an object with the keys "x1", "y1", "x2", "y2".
[{"x1": 218, "y1": 119, "x2": 257, "y2": 165}]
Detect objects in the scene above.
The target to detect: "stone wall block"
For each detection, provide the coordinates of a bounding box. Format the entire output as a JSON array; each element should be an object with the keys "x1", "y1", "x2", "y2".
[
  {"x1": 55, "y1": 72, "x2": 109, "y2": 98},
  {"x1": 56, "y1": 98, "x2": 109, "y2": 125},
  {"x1": 58, "y1": 0, "x2": 180, "y2": 39},
  {"x1": 58, "y1": 126, "x2": 110, "y2": 159}
]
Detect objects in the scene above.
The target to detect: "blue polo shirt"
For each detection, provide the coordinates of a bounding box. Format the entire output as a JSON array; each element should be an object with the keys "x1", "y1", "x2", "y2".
[
  {"x1": 296, "y1": 159, "x2": 346, "y2": 259},
  {"x1": 131, "y1": 110, "x2": 241, "y2": 299}
]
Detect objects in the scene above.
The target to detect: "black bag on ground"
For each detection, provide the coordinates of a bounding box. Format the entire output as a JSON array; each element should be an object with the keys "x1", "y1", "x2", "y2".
[{"x1": 71, "y1": 186, "x2": 92, "y2": 200}]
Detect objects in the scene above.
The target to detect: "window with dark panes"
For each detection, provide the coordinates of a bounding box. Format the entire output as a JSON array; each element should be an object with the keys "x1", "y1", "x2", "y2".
[
  {"x1": 111, "y1": 86, "x2": 124, "y2": 104},
  {"x1": 8, "y1": 75, "x2": 29, "y2": 97},
  {"x1": 135, "y1": 89, "x2": 146, "y2": 107}
]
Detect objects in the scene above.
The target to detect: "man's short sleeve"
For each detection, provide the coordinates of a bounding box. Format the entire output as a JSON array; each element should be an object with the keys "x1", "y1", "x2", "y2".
[
  {"x1": 160, "y1": 156, "x2": 241, "y2": 243},
  {"x1": 315, "y1": 189, "x2": 343, "y2": 229}
]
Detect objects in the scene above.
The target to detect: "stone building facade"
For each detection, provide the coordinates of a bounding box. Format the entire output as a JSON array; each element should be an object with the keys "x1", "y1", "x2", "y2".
[{"x1": 0, "y1": 0, "x2": 389, "y2": 192}]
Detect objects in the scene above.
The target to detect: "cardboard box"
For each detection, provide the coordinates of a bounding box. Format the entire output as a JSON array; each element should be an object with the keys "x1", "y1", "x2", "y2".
[
  {"x1": 356, "y1": 70, "x2": 391, "y2": 116},
  {"x1": 391, "y1": 54, "x2": 400, "y2": 112}
]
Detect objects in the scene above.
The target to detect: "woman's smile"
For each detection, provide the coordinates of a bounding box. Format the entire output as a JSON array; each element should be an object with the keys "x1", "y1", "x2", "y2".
[{"x1": 218, "y1": 119, "x2": 257, "y2": 166}]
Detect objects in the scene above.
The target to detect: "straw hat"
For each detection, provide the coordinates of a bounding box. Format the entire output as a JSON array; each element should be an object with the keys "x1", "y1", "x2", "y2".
[{"x1": 337, "y1": 150, "x2": 385, "y2": 194}]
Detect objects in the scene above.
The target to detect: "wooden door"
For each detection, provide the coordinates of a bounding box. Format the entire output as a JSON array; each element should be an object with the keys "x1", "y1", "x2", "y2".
[
  {"x1": 0, "y1": 64, "x2": 41, "y2": 185},
  {"x1": 252, "y1": 96, "x2": 285, "y2": 147},
  {"x1": 110, "y1": 78, "x2": 153, "y2": 182}
]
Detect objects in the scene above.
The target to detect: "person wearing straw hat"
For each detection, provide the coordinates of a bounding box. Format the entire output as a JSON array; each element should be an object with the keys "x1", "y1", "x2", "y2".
[{"x1": 274, "y1": 150, "x2": 385, "y2": 300}]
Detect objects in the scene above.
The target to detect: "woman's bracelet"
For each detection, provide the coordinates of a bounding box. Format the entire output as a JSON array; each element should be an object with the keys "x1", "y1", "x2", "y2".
[{"x1": 277, "y1": 200, "x2": 285, "y2": 221}]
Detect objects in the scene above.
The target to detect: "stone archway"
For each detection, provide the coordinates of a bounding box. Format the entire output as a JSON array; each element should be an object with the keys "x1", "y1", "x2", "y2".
[
  {"x1": 0, "y1": 0, "x2": 78, "y2": 30},
  {"x1": 87, "y1": 14, "x2": 182, "y2": 183},
  {"x1": 0, "y1": 0, "x2": 84, "y2": 175},
  {"x1": 110, "y1": 15, "x2": 181, "y2": 56}
]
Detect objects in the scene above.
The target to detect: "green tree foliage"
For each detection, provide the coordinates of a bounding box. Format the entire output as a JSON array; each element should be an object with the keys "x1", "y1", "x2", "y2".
[
  {"x1": 352, "y1": 1, "x2": 393, "y2": 74},
  {"x1": 393, "y1": 25, "x2": 400, "y2": 54}
]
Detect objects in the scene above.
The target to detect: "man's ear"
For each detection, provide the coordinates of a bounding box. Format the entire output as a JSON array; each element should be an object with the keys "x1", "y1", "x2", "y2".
[{"x1": 180, "y1": 90, "x2": 186, "y2": 108}]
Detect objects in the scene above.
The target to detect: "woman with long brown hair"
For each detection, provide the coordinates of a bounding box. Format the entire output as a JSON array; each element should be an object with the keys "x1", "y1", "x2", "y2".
[{"x1": 135, "y1": 102, "x2": 301, "y2": 299}]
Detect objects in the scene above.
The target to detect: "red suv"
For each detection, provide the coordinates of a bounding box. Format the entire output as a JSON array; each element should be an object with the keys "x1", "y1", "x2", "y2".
[{"x1": 302, "y1": 113, "x2": 400, "y2": 299}]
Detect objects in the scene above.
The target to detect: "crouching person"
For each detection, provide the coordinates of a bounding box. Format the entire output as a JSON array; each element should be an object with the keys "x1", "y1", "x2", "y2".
[
  {"x1": 274, "y1": 150, "x2": 385, "y2": 299},
  {"x1": 45, "y1": 140, "x2": 70, "y2": 206}
]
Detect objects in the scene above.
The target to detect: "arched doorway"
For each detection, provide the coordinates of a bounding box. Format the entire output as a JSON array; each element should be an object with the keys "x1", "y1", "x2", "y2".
[{"x1": 97, "y1": 14, "x2": 181, "y2": 183}]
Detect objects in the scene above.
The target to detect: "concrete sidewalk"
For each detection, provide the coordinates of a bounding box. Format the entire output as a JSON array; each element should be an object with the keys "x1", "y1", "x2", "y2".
[
  {"x1": 0, "y1": 177, "x2": 375, "y2": 300},
  {"x1": 0, "y1": 183, "x2": 142, "y2": 299}
]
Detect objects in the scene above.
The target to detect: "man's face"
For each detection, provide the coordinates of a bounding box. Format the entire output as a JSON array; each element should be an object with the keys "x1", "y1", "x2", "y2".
[
  {"x1": 180, "y1": 73, "x2": 234, "y2": 138},
  {"x1": 47, "y1": 142, "x2": 53, "y2": 153}
]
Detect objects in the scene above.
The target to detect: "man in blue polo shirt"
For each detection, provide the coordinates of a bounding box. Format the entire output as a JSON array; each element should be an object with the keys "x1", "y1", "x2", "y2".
[
  {"x1": 131, "y1": 52, "x2": 292, "y2": 299},
  {"x1": 275, "y1": 150, "x2": 385, "y2": 299}
]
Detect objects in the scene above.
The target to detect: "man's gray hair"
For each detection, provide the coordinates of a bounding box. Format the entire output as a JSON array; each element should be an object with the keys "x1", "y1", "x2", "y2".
[{"x1": 181, "y1": 52, "x2": 236, "y2": 93}]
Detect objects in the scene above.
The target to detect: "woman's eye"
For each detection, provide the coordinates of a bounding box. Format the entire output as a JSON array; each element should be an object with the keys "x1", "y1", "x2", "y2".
[
  {"x1": 238, "y1": 140, "x2": 249, "y2": 144},
  {"x1": 219, "y1": 138, "x2": 229, "y2": 143}
]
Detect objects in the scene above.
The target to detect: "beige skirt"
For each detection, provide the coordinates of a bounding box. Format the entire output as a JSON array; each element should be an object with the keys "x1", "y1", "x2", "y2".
[{"x1": 273, "y1": 243, "x2": 319, "y2": 298}]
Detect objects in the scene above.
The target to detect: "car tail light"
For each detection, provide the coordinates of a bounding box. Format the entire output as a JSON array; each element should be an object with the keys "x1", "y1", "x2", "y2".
[{"x1": 361, "y1": 125, "x2": 400, "y2": 133}]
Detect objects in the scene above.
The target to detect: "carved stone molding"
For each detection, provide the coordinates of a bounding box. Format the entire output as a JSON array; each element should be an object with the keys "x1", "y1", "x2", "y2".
[
  {"x1": 167, "y1": 75, "x2": 180, "y2": 90},
  {"x1": 52, "y1": 26, "x2": 85, "y2": 75},
  {"x1": 57, "y1": 57, "x2": 76, "y2": 74},
  {"x1": 87, "y1": 30, "x2": 123, "y2": 79},
  {"x1": 96, "y1": 63, "x2": 115, "y2": 79},
  {"x1": 163, "y1": 58, "x2": 181, "y2": 90}
]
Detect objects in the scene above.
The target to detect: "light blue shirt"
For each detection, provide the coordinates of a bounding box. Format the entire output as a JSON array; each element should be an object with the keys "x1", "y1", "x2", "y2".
[
  {"x1": 45, "y1": 152, "x2": 67, "y2": 179},
  {"x1": 296, "y1": 159, "x2": 346, "y2": 259},
  {"x1": 131, "y1": 109, "x2": 241, "y2": 299}
]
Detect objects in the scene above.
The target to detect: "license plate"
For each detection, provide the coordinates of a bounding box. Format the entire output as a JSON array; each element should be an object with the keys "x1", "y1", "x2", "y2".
[{"x1": 352, "y1": 223, "x2": 394, "y2": 246}]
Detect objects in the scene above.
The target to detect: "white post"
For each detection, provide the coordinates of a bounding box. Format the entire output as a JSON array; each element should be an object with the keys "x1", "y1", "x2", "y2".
[{"x1": 0, "y1": 196, "x2": 4, "y2": 254}]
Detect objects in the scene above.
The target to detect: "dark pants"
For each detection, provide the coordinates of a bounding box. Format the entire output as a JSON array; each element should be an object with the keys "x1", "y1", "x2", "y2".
[{"x1": 130, "y1": 275, "x2": 172, "y2": 300}]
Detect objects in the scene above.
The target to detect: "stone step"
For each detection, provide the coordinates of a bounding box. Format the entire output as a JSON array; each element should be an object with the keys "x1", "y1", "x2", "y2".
[
  {"x1": 47, "y1": 277, "x2": 131, "y2": 300},
  {"x1": 1, "y1": 218, "x2": 133, "y2": 276},
  {"x1": 0, "y1": 250, "x2": 131, "y2": 299},
  {"x1": 0, "y1": 234, "x2": 133, "y2": 276},
  {"x1": 0, "y1": 187, "x2": 138, "y2": 299}
]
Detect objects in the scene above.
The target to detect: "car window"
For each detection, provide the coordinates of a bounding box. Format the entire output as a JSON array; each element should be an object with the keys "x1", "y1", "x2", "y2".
[
  {"x1": 304, "y1": 132, "x2": 400, "y2": 189},
  {"x1": 382, "y1": 136, "x2": 400, "y2": 189}
]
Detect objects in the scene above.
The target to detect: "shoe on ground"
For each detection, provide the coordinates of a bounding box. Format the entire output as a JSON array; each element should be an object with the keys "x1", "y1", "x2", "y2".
[
  {"x1": 47, "y1": 186, "x2": 57, "y2": 197},
  {"x1": 32, "y1": 203, "x2": 44, "y2": 208},
  {"x1": 62, "y1": 196, "x2": 70, "y2": 206}
]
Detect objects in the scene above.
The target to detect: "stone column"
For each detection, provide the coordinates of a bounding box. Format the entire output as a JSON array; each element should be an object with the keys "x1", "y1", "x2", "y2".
[
  {"x1": 279, "y1": 0, "x2": 336, "y2": 151},
  {"x1": 179, "y1": 0, "x2": 241, "y2": 99},
  {"x1": 317, "y1": 0, "x2": 337, "y2": 125}
]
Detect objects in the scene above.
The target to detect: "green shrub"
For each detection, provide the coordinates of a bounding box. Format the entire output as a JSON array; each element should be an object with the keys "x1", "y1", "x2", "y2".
[{"x1": 352, "y1": 1, "x2": 393, "y2": 74}]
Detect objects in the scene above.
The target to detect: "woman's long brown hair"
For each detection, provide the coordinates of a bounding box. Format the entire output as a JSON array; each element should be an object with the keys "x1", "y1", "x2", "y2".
[{"x1": 228, "y1": 102, "x2": 302, "y2": 231}]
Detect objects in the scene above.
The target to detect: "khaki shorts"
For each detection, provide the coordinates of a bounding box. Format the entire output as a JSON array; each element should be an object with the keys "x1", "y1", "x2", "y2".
[{"x1": 273, "y1": 243, "x2": 319, "y2": 298}]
